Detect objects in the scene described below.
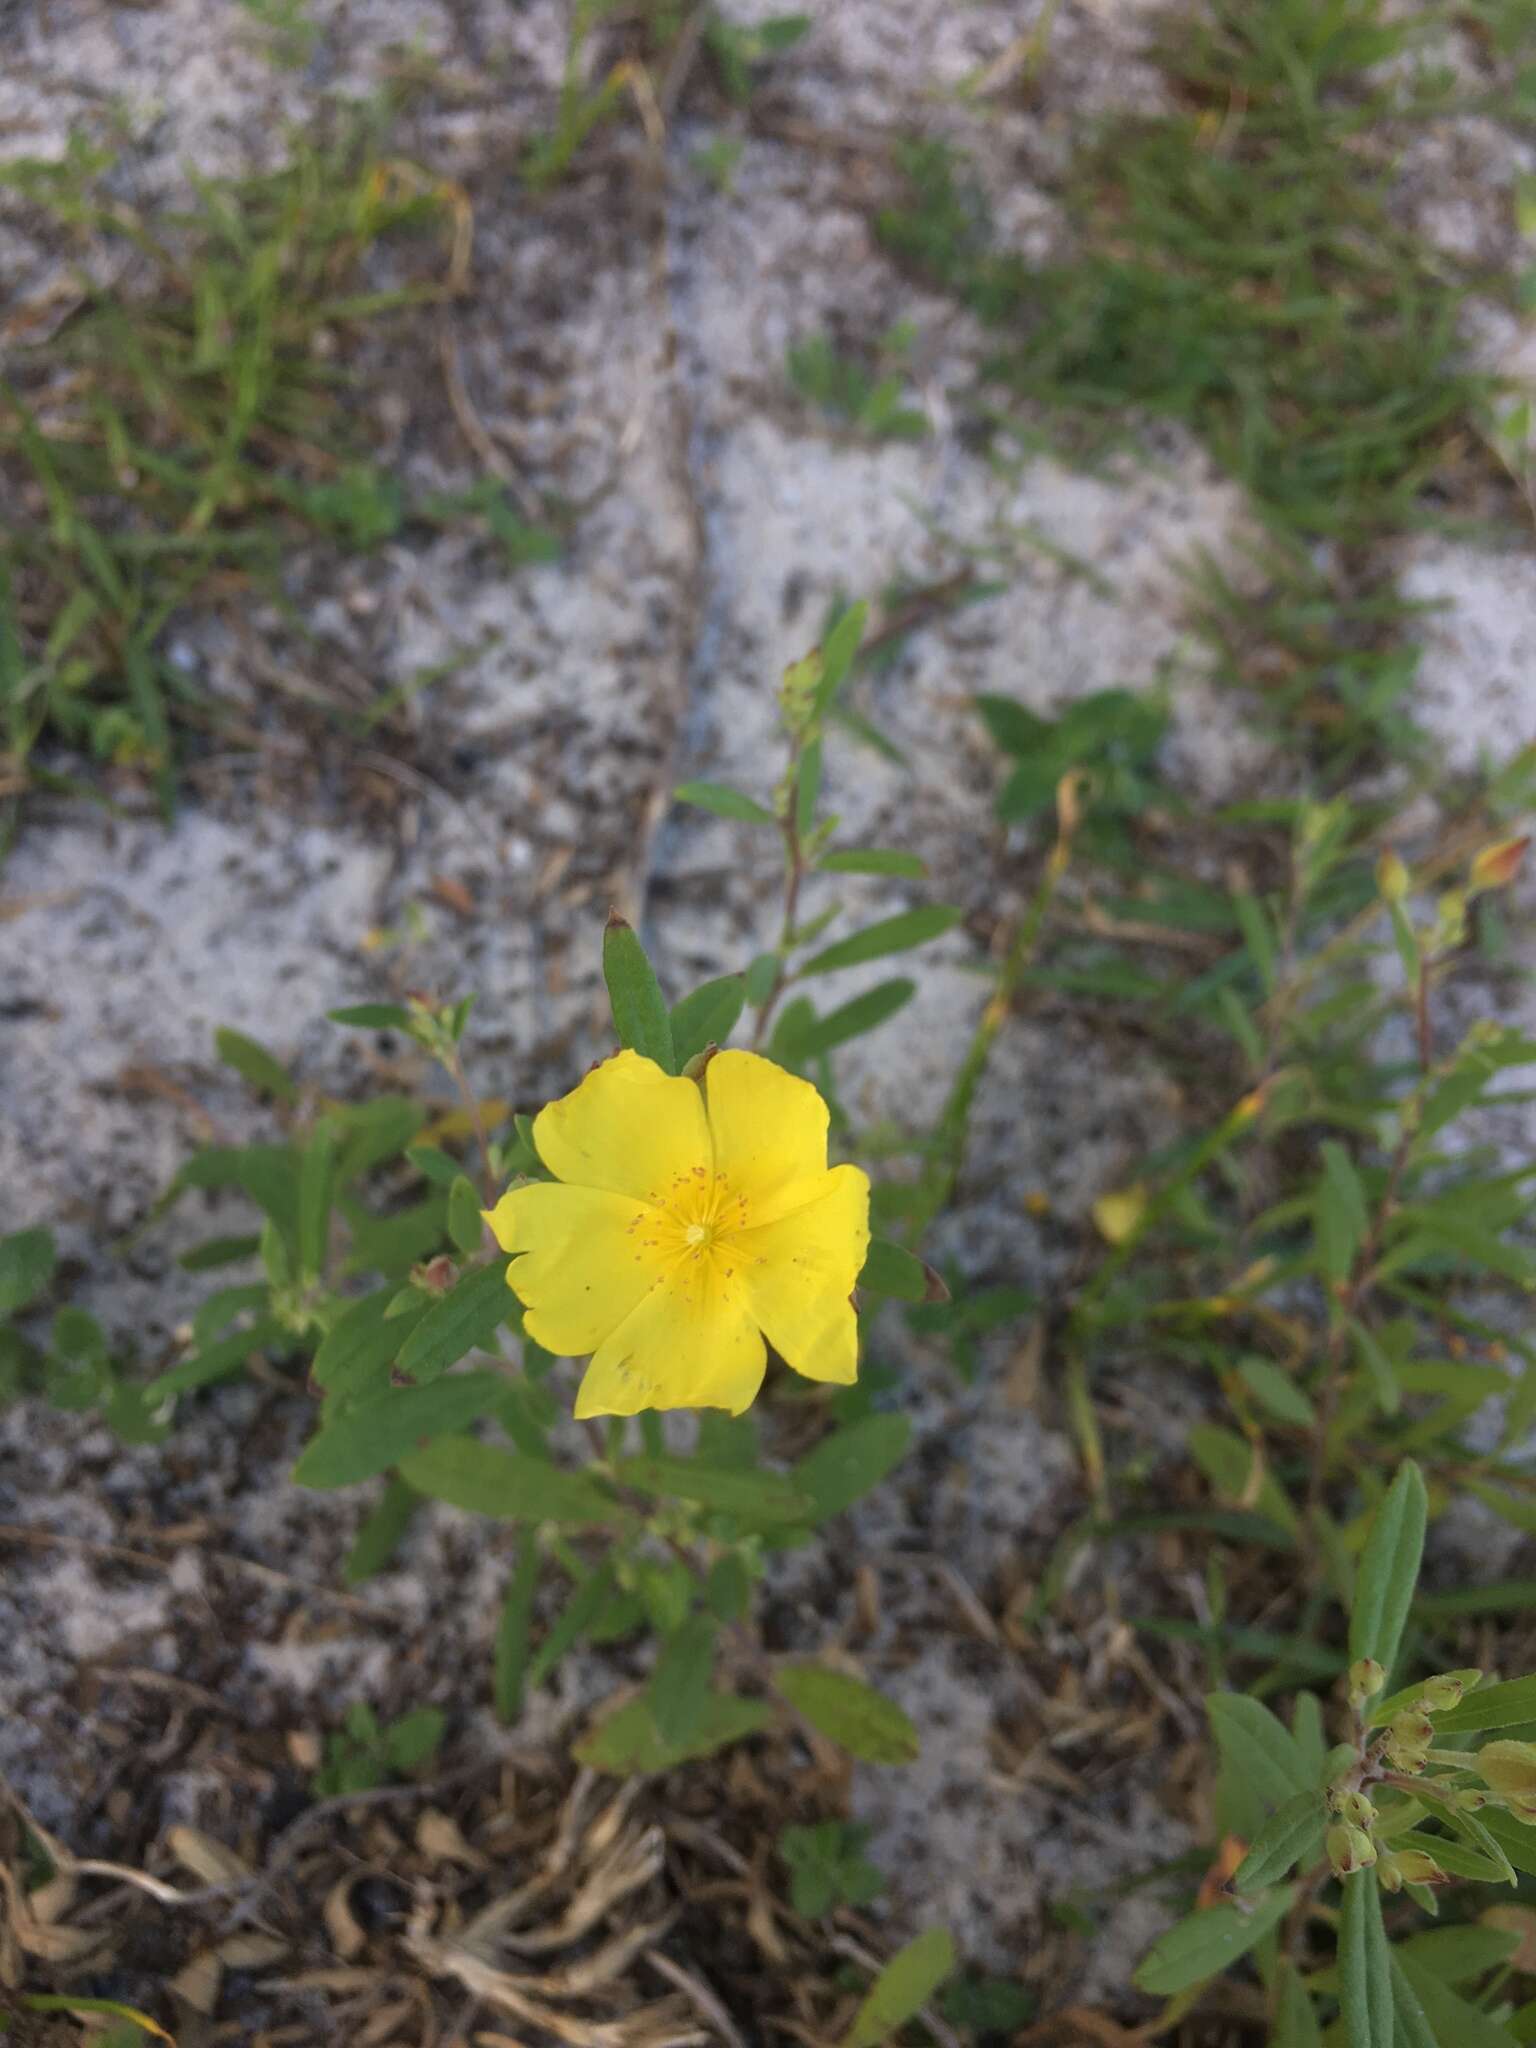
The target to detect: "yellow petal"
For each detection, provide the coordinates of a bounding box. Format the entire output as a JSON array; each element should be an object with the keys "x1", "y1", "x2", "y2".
[
  {"x1": 704, "y1": 1049, "x2": 832, "y2": 1225},
  {"x1": 486, "y1": 1181, "x2": 657, "y2": 1355},
  {"x1": 574, "y1": 1267, "x2": 766, "y2": 1418},
  {"x1": 735, "y1": 1163, "x2": 868, "y2": 1385},
  {"x1": 533, "y1": 1049, "x2": 712, "y2": 1204}
]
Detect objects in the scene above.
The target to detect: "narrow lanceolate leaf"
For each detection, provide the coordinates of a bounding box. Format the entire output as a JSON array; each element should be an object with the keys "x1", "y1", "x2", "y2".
[
  {"x1": 328, "y1": 1002, "x2": 414, "y2": 1030},
  {"x1": 859, "y1": 1236, "x2": 947, "y2": 1303},
  {"x1": 780, "y1": 979, "x2": 916, "y2": 1061},
  {"x1": 1388, "y1": 1955, "x2": 1440, "y2": 2048},
  {"x1": 810, "y1": 600, "x2": 869, "y2": 723},
  {"x1": 1349, "y1": 1316, "x2": 1401, "y2": 1416},
  {"x1": 312, "y1": 1288, "x2": 424, "y2": 1396},
  {"x1": 673, "y1": 780, "x2": 776, "y2": 825},
  {"x1": 602, "y1": 914, "x2": 677, "y2": 1073},
  {"x1": 794, "y1": 1414, "x2": 912, "y2": 1522},
  {"x1": 213, "y1": 1027, "x2": 297, "y2": 1103},
  {"x1": 614, "y1": 1455, "x2": 812, "y2": 1525},
  {"x1": 648, "y1": 1612, "x2": 718, "y2": 1748},
  {"x1": 1274, "y1": 1960, "x2": 1323, "y2": 2048},
  {"x1": 820, "y1": 847, "x2": 927, "y2": 878},
  {"x1": 297, "y1": 1123, "x2": 336, "y2": 1281},
  {"x1": 343, "y1": 1476, "x2": 419, "y2": 1586},
  {"x1": 396, "y1": 1259, "x2": 511, "y2": 1383},
  {"x1": 447, "y1": 1176, "x2": 485, "y2": 1256},
  {"x1": 1205, "y1": 1694, "x2": 1312, "y2": 1806},
  {"x1": 1233, "y1": 1791, "x2": 1326, "y2": 1894},
  {"x1": 799, "y1": 906, "x2": 961, "y2": 976},
  {"x1": 1432, "y1": 1674, "x2": 1536, "y2": 1735},
  {"x1": 398, "y1": 1435, "x2": 625, "y2": 1526},
  {"x1": 1395, "y1": 1950, "x2": 1522, "y2": 2048},
  {"x1": 0, "y1": 1227, "x2": 55, "y2": 1316},
  {"x1": 574, "y1": 1692, "x2": 770, "y2": 1775},
  {"x1": 1134, "y1": 1888, "x2": 1295, "y2": 1998},
  {"x1": 494, "y1": 1533, "x2": 541, "y2": 1723},
  {"x1": 1339, "y1": 1871, "x2": 1393, "y2": 2048},
  {"x1": 144, "y1": 1317, "x2": 286, "y2": 1401},
  {"x1": 775, "y1": 1664, "x2": 919, "y2": 1764},
  {"x1": 842, "y1": 1927, "x2": 954, "y2": 2048},
  {"x1": 1348, "y1": 1460, "x2": 1428, "y2": 1677},
  {"x1": 1316, "y1": 1141, "x2": 1369, "y2": 1284},
  {"x1": 670, "y1": 974, "x2": 746, "y2": 1068},
  {"x1": 293, "y1": 1373, "x2": 507, "y2": 1489}
]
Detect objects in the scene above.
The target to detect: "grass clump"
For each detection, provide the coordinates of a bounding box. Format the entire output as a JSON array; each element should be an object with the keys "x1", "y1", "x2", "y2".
[{"x1": 0, "y1": 114, "x2": 458, "y2": 811}]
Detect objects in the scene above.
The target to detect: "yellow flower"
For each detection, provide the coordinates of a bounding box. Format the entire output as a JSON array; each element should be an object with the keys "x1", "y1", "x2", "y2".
[{"x1": 485, "y1": 1049, "x2": 870, "y2": 1419}]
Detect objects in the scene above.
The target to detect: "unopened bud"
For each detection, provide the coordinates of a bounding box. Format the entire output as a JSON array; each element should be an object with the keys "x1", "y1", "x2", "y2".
[
  {"x1": 1452, "y1": 1787, "x2": 1488, "y2": 1811},
  {"x1": 1470, "y1": 836, "x2": 1530, "y2": 894},
  {"x1": 1336, "y1": 1791, "x2": 1376, "y2": 1829},
  {"x1": 1377, "y1": 850, "x2": 1410, "y2": 903},
  {"x1": 1327, "y1": 1823, "x2": 1378, "y2": 1877},
  {"x1": 1379, "y1": 1848, "x2": 1448, "y2": 1893},
  {"x1": 1416, "y1": 1669, "x2": 1475, "y2": 1713},
  {"x1": 1477, "y1": 1739, "x2": 1536, "y2": 1798},
  {"x1": 1348, "y1": 1658, "x2": 1386, "y2": 1708}
]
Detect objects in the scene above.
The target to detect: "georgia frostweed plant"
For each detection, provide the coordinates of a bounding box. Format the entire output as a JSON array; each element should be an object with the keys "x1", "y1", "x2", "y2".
[{"x1": 0, "y1": 602, "x2": 953, "y2": 1789}]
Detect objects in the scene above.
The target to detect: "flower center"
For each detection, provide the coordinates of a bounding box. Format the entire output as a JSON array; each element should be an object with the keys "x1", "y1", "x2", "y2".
[{"x1": 684, "y1": 1223, "x2": 708, "y2": 1247}]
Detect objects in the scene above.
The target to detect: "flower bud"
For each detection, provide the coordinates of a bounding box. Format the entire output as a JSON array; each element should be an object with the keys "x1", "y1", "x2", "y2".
[
  {"x1": 1477, "y1": 1740, "x2": 1536, "y2": 1798},
  {"x1": 1451, "y1": 1787, "x2": 1488, "y2": 1811},
  {"x1": 1379, "y1": 1848, "x2": 1448, "y2": 1893},
  {"x1": 1347, "y1": 1658, "x2": 1386, "y2": 1708},
  {"x1": 1415, "y1": 1669, "x2": 1476, "y2": 1713},
  {"x1": 1327, "y1": 1823, "x2": 1378, "y2": 1877},
  {"x1": 1336, "y1": 1791, "x2": 1376, "y2": 1829},
  {"x1": 1385, "y1": 1711, "x2": 1435, "y2": 1772},
  {"x1": 1470, "y1": 836, "x2": 1529, "y2": 894},
  {"x1": 1377, "y1": 850, "x2": 1410, "y2": 903}
]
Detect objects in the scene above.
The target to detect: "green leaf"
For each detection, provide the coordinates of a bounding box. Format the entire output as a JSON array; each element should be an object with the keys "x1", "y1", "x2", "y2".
[
  {"x1": 775, "y1": 1664, "x2": 919, "y2": 1763},
  {"x1": 174, "y1": 1144, "x2": 300, "y2": 1235},
  {"x1": 602, "y1": 915, "x2": 677, "y2": 1073},
  {"x1": 670, "y1": 975, "x2": 746, "y2": 1067},
  {"x1": 383, "y1": 1706, "x2": 445, "y2": 1771},
  {"x1": 574, "y1": 1691, "x2": 770, "y2": 1775},
  {"x1": 447, "y1": 1177, "x2": 485, "y2": 1257},
  {"x1": 820, "y1": 848, "x2": 927, "y2": 878},
  {"x1": 796, "y1": 738, "x2": 822, "y2": 837},
  {"x1": 1349, "y1": 1317, "x2": 1401, "y2": 1416},
  {"x1": 1347, "y1": 1459, "x2": 1427, "y2": 1677},
  {"x1": 399, "y1": 1434, "x2": 624, "y2": 1525},
  {"x1": 143, "y1": 1316, "x2": 286, "y2": 1401},
  {"x1": 614, "y1": 1455, "x2": 813, "y2": 1524},
  {"x1": 674, "y1": 780, "x2": 776, "y2": 825},
  {"x1": 298, "y1": 1123, "x2": 336, "y2": 1281},
  {"x1": 795, "y1": 1414, "x2": 911, "y2": 1522},
  {"x1": 293, "y1": 1373, "x2": 508, "y2": 1489},
  {"x1": 1393, "y1": 1829, "x2": 1507, "y2": 1883},
  {"x1": 842, "y1": 1927, "x2": 954, "y2": 2048},
  {"x1": 858, "y1": 1236, "x2": 937, "y2": 1302},
  {"x1": 0, "y1": 1228, "x2": 56, "y2": 1317},
  {"x1": 1236, "y1": 1356, "x2": 1316, "y2": 1429},
  {"x1": 1316, "y1": 1141, "x2": 1369, "y2": 1283},
  {"x1": 179, "y1": 1234, "x2": 262, "y2": 1272},
  {"x1": 799, "y1": 906, "x2": 961, "y2": 976},
  {"x1": 396, "y1": 1259, "x2": 511, "y2": 1383},
  {"x1": 1400, "y1": 1925, "x2": 1521, "y2": 1982},
  {"x1": 1389, "y1": 1953, "x2": 1442, "y2": 2048},
  {"x1": 1477, "y1": 1809, "x2": 1536, "y2": 1879},
  {"x1": 494, "y1": 1533, "x2": 541, "y2": 1723},
  {"x1": 1275, "y1": 1960, "x2": 1323, "y2": 2048},
  {"x1": 811, "y1": 601, "x2": 868, "y2": 723},
  {"x1": 313, "y1": 1288, "x2": 421, "y2": 1396},
  {"x1": 328, "y1": 1002, "x2": 414, "y2": 1030},
  {"x1": 705, "y1": 1551, "x2": 754, "y2": 1621},
  {"x1": 1339, "y1": 1871, "x2": 1393, "y2": 2048},
  {"x1": 529, "y1": 1563, "x2": 617, "y2": 1688},
  {"x1": 213, "y1": 1026, "x2": 297, "y2": 1102},
  {"x1": 649, "y1": 1612, "x2": 719, "y2": 1748},
  {"x1": 1233, "y1": 1791, "x2": 1325, "y2": 1894},
  {"x1": 779, "y1": 979, "x2": 916, "y2": 1061},
  {"x1": 1433, "y1": 1675, "x2": 1536, "y2": 1735},
  {"x1": 1133, "y1": 1887, "x2": 1295, "y2": 1997},
  {"x1": 1206, "y1": 1694, "x2": 1311, "y2": 1806},
  {"x1": 343, "y1": 1477, "x2": 419, "y2": 1585},
  {"x1": 1395, "y1": 1949, "x2": 1522, "y2": 2048},
  {"x1": 1188, "y1": 1424, "x2": 1300, "y2": 1541}
]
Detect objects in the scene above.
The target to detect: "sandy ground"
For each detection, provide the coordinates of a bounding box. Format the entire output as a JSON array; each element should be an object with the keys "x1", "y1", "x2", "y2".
[{"x1": 2, "y1": 0, "x2": 1534, "y2": 2015}]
